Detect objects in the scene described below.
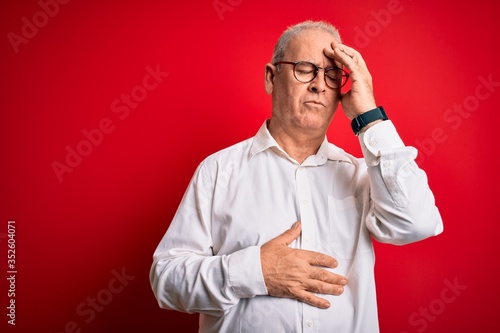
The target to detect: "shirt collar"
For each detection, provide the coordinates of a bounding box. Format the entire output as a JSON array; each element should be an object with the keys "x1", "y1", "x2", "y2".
[{"x1": 250, "y1": 120, "x2": 353, "y2": 165}]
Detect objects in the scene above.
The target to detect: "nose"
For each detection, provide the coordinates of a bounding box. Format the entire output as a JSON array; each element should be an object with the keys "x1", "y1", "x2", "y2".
[{"x1": 309, "y1": 70, "x2": 326, "y2": 93}]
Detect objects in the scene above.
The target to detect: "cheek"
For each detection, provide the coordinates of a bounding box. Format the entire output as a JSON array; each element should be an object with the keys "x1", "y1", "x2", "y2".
[
  {"x1": 328, "y1": 90, "x2": 341, "y2": 105},
  {"x1": 332, "y1": 96, "x2": 341, "y2": 108},
  {"x1": 279, "y1": 84, "x2": 305, "y2": 107}
]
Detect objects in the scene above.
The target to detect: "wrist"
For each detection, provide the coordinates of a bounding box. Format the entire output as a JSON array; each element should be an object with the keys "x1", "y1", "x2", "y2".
[
  {"x1": 358, "y1": 119, "x2": 383, "y2": 134},
  {"x1": 350, "y1": 106, "x2": 388, "y2": 135}
]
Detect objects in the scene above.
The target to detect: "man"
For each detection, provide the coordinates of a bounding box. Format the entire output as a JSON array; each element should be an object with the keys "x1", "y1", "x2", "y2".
[{"x1": 150, "y1": 20, "x2": 443, "y2": 332}]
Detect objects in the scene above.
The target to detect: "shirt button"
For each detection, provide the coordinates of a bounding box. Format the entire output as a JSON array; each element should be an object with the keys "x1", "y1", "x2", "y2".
[
  {"x1": 302, "y1": 198, "x2": 309, "y2": 205},
  {"x1": 304, "y1": 236, "x2": 311, "y2": 243},
  {"x1": 369, "y1": 139, "x2": 377, "y2": 147},
  {"x1": 307, "y1": 320, "x2": 313, "y2": 327},
  {"x1": 383, "y1": 161, "x2": 392, "y2": 168}
]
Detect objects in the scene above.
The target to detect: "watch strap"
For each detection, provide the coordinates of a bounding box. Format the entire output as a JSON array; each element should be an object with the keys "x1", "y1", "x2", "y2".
[{"x1": 351, "y1": 106, "x2": 388, "y2": 135}]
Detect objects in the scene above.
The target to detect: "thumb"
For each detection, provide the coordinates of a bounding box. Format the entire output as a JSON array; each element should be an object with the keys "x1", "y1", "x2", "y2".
[{"x1": 275, "y1": 221, "x2": 302, "y2": 246}]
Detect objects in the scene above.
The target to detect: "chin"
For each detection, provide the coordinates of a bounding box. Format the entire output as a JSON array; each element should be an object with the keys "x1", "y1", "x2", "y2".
[
  {"x1": 295, "y1": 117, "x2": 329, "y2": 132},
  {"x1": 297, "y1": 111, "x2": 334, "y2": 130}
]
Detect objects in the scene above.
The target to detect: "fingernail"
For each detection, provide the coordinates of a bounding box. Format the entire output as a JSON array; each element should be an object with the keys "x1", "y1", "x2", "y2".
[
  {"x1": 337, "y1": 287, "x2": 344, "y2": 293},
  {"x1": 324, "y1": 301, "x2": 331, "y2": 308},
  {"x1": 293, "y1": 222, "x2": 300, "y2": 229},
  {"x1": 341, "y1": 279, "x2": 347, "y2": 285}
]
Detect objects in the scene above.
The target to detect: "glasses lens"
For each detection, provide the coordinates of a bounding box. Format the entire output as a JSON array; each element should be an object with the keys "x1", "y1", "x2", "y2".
[
  {"x1": 325, "y1": 68, "x2": 347, "y2": 89},
  {"x1": 325, "y1": 68, "x2": 347, "y2": 88},
  {"x1": 294, "y1": 62, "x2": 317, "y2": 83}
]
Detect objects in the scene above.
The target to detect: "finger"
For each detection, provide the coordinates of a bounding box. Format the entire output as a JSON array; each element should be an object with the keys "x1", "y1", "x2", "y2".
[
  {"x1": 323, "y1": 46, "x2": 335, "y2": 58},
  {"x1": 329, "y1": 40, "x2": 353, "y2": 65},
  {"x1": 294, "y1": 289, "x2": 331, "y2": 309},
  {"x1": 323, "y1": 44, "x2": 344, "y2": 69},
  {"x1": 328, "y1": 41, "x2": 366, "y2": 71},
  {"x1": 301, "y1": 249, "x2": 338, "y2": 268},
  {"x1": 272, "y1": 221, "x2": 302, "y2": 246},
  {"x1": 334, "y1": 43, "x2": 368, "y2": 69},
  {"x1": 306, "y1": 278, "x2": 346, "y2": 296},
  {"x1": 332, "y1": 48, "x2": 359, "y2": 72},
  {"x1": 309, "y1": 267, "x2": 348, "y2": 286},
  {"x1": 330, "y1": 38, "x2": 341, "y2": 50}
]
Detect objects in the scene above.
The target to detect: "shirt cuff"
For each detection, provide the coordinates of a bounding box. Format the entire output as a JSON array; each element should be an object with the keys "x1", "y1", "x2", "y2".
[
  {"x1": 359, "y1": 120, "x2": 405, "y2": 166},
  {"x1": 227, "y1": 245, "x2": 268, "y2": 298}
]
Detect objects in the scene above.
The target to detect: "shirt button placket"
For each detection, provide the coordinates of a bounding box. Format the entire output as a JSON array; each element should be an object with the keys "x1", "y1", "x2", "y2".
[
  {"x1": 295, "y1": 166, "x2": 314, "y2": 250},
  {"x1": 296, "y1": 166, "x2": 319, "y2": 332}
]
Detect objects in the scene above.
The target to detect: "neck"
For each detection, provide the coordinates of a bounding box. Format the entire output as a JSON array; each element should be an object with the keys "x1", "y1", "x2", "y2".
[{"x1": 268, "y1": 119, "x2": 325, "y2": 164}]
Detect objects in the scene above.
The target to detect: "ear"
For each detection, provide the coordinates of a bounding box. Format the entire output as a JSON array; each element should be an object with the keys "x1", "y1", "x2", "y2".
[{"x1": 264, "y1": 63, "x2": 276, "y2": 95}]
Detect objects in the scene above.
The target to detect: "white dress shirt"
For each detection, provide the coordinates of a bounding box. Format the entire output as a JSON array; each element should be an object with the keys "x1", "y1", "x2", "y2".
[{"x1": 150, "y1": 119, "x2": 443, "y2": 333}]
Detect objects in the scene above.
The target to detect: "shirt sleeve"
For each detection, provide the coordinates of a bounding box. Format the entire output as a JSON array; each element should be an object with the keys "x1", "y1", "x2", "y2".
[
  {"x1": 358, "y1": 120, "x2": 444, "y2": 244},
  {"x1": 149, "y1": 160, "x2": 268, "y2": 317}
]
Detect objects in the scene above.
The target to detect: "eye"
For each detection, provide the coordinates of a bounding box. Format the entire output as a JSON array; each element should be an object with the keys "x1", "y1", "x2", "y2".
[
  {"x1": 295, "y1": 62, "x2": 316, "y2": 73},
  {"x1": 296, "y1": 69, "x2": 314, "y2": 75},
  {"x1": 325, "y1": 69, "x2": 340, "y2": 81}
]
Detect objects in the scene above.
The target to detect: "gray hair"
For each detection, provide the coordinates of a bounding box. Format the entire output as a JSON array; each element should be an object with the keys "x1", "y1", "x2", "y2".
[{"x1": 271, "y1": 20, "x2": 342, "y2": 66}]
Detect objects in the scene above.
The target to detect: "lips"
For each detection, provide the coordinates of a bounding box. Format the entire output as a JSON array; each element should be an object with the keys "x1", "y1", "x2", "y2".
[{"x1": 305, "y1": 100, "x2": 326, "y2": 107}]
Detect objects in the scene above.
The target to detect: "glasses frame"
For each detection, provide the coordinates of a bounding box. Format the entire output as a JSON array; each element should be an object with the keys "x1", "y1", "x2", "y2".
[{"x1": 274, "y1": 61, "x2": 349, "y2": 89}]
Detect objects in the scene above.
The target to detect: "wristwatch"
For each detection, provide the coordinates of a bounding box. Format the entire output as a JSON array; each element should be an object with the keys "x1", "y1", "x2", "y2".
[{"x1": 350, "y1": 106, "x2": 388, "y2": 135}]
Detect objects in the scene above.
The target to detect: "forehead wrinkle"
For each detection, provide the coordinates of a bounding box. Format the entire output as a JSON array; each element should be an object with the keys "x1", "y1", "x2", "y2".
[{"x1": 285, "y1": 30, "x2": 334, "y2": 67}]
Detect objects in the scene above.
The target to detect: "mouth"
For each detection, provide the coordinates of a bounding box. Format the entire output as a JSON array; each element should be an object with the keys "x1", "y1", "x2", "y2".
[{"x1": 305, "y1": 100, "x2": 326, "y2": 107}]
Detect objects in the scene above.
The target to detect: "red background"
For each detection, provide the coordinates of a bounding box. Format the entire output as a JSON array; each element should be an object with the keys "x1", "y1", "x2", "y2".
[{"x1": 1, "y1": 0, "x2": 499, "y2": 332}]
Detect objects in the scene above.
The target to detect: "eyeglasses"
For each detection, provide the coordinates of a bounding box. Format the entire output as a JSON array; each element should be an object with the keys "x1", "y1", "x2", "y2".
[{"x1": 274, "y1": 61, "x2": 349, "y2": 89}]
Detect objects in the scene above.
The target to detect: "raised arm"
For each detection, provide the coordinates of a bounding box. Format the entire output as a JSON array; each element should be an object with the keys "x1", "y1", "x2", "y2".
[{"x1": 324, "y1": 40, "x2": 443, "y2": 244}]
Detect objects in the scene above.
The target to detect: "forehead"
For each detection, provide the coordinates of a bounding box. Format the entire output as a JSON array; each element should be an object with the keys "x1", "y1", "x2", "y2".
[{"x1": 285, "y1": 28, "x2": 335, "y2": 63}]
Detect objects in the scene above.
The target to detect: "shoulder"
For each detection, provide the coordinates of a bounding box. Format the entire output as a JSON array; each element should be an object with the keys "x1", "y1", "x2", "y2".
[
  {"x1": 195, "y1": 136, "x2": 255, "y2": 179},
  {"x1": 204, "y1": 137, "x2": 254, "y2": 164}
]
